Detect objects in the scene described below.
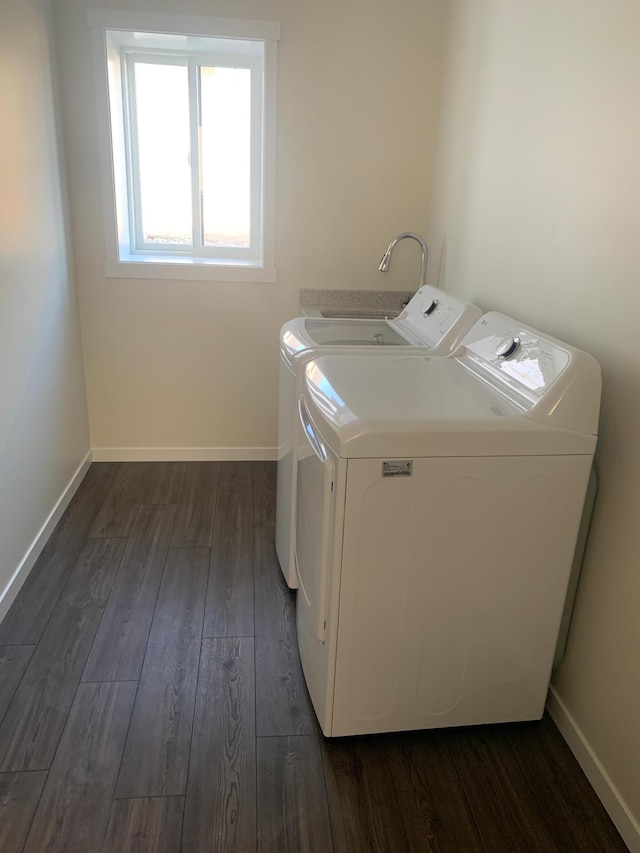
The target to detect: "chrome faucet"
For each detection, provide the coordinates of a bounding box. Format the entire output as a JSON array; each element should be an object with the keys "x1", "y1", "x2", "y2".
[{"x1": 378, "y1": 232, "x2": 429, "y2": 292}]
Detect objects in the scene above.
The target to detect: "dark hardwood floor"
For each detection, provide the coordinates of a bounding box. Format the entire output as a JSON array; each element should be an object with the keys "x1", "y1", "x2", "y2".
[{"x1": 0, "y1": 462, "x2": 628, "y2": 852}]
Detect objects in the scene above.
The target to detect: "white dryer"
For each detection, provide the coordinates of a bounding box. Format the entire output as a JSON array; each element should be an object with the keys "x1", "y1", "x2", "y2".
[
  {"x1": 276, "y1": 286, "x2": 481, "y2": 588},
  {"x1": 295, "y1": 312, "x2": 601, "y2": 737}
]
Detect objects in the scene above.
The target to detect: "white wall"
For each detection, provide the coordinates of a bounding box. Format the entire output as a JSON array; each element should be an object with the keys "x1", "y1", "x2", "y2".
[
  {"x1": 53, "y1": 0, "x2": 447, "y2": 456},
  {"x1": 429, "y1": 0, "x2": 640, "y2": 838},
  {"x1": 0, "y1": 0, "x2": 90, "y2": 607}
]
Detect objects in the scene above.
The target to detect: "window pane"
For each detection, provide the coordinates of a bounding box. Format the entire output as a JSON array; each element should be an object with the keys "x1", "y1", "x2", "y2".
[
  {"x1": 200, "y1": 66, "x2": 251, "y2": 248},
  {"x1": 134, "y1": 62, "x2": 192, "y2": 247}
]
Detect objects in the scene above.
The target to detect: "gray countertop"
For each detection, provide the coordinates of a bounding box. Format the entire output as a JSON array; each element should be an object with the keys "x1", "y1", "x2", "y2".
[{"x1": 299, "y1": 288, "x2": 414, "y2": 319}]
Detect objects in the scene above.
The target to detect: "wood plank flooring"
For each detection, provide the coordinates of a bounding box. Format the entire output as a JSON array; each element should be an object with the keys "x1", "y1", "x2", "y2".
[{"x1": 0, "y1": 461, "x2": 628, "y2": 852}]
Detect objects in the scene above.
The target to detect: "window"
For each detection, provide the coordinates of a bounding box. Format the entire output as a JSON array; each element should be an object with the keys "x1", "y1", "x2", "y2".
[{"x1": 88, "y1": 11, "x2": 279, "y2": 280}]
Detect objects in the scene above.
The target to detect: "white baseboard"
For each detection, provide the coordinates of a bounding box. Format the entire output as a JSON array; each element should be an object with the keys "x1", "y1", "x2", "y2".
[
  {"x1": 547, "y1": 686, "x2": 639, "y2": 852},
  {"x1": 92, "y1": 446, "x2": 277, "y2": 462},
  {"x1": 0, "y1": 450, "x2": 93, "y2": 625}
]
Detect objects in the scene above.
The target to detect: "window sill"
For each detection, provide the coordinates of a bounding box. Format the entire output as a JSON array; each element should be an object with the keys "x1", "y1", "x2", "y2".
[{"x1": 104, "y1": 255, "x2": 276, "y2": 282}]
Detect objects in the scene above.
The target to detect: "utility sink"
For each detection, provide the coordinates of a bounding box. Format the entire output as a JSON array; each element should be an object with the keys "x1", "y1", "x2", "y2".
[
  {"x1": 320, "y1": 308, "x2": 400, "y2": 320},
  {"x1": 299, "y1": 288, "x2": 413, "y2": 321}
]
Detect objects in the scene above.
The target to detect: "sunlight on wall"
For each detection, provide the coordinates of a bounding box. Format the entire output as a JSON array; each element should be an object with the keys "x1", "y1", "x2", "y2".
[{"x1": 0, "y1": 53, "x2": 35, "y2": 249}]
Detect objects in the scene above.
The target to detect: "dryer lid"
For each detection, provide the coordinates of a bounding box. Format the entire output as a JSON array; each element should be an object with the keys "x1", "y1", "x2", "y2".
[{"x1": 302, "y1": 316, "x2": 600, "y2": 459}]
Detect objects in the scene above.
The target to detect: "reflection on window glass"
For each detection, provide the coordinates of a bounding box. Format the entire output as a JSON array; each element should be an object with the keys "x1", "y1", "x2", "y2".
[
  {"x1": 134, "y1": 62, "x2": 192, "y2": 246},
  {"x1": 200, "y1": 66, "x2": 251, "y2": 248}
]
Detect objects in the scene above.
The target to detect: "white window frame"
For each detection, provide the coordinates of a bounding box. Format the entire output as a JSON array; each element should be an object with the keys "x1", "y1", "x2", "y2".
[{"x1": 88, "y1": 10, "x2": 279, "y2": 281}]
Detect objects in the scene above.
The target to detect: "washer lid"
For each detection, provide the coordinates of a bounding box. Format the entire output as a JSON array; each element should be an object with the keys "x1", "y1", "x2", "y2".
[
  {"x1": 281, "y1": 318, "x2": 414, "y2": 367},
  {"x1": 302, "y1": 354, "x2": 598, "y2": 458}
]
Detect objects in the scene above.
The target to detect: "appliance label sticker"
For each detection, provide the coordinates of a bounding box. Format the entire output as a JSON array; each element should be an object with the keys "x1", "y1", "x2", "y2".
[{"x1": 382, "y1": 461, "x2": 413, "y2": 478}]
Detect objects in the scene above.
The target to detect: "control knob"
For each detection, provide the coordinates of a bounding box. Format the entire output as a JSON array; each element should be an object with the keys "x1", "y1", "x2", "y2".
[
  {"x1": 496, "y1": 336, "x2": 521, "y2": 359},
  {"x1": 422, "y1": 299, "x2": 439, "y2": 317}
]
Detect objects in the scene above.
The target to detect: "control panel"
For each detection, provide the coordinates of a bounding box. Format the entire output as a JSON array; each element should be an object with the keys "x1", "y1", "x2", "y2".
[
  {"x1": 461, "y1": 312, "x2": 571, "y2": 399},
  {"x1": 399, "y1": 286, "x2": 472, "y2": 347}
]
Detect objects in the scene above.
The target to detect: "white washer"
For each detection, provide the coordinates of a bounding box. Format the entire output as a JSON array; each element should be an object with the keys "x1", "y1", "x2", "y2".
[
  {"x1": 295, "y1": 312, "x2": 601, "y2": 737},
  {"x1": 276, "y1": 285, "x2": 481, "y2": 588}
]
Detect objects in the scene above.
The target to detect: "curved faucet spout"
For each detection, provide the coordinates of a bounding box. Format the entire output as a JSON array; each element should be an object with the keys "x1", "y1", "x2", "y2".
[{"x1": 378, "y1": 232, "x2": 429, "y2": 291}]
